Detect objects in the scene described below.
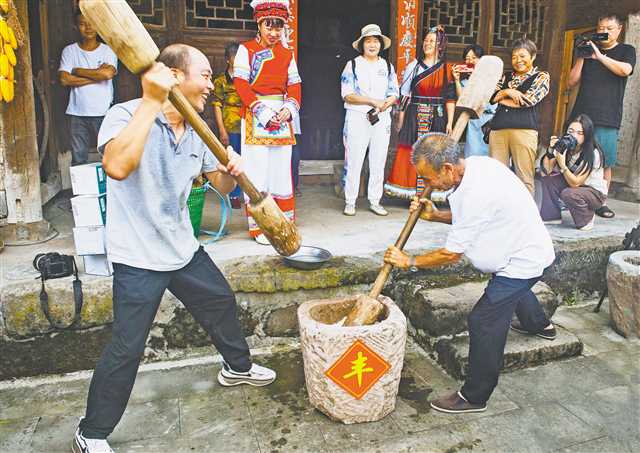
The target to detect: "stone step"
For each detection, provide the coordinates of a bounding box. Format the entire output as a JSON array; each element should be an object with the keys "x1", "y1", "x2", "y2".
[
  {"x1": 392, "y1": 280, "x2": 558, "y2": 340},
  {"x1": 433, "y1": 326, "x2": 583, "y2": 379}
]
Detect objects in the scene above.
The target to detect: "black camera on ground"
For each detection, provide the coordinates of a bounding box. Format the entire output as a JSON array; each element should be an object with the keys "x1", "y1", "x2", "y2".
[
  {"x1": 33, "y1": 252, "x2": 76, "y2": 279},
  {"x1": 551, "y1": 134, "x2": 578, "y2": 155},
  {"x1": 574, "y1": 33, "x2": 608, "y2": 58}
]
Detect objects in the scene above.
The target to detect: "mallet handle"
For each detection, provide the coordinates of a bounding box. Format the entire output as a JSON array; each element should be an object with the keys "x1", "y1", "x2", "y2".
[
  {"x1": 369, "y1": 186, "x2": 433, "y2": 299},
  {"x1": 168, "y1": 89, "x2": 262, "y2": 203}
]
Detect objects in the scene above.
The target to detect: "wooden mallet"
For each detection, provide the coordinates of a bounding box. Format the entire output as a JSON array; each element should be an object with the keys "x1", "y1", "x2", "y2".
[
  {"x1": 79, "y1": 0, "x2": 301, "y2": 256},
  {"x1": 344, "y1": 56, "x2": 504, "y2": 326}
]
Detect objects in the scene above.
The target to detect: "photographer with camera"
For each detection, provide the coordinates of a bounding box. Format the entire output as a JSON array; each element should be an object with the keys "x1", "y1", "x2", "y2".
[
  {"x1": 340, "y1": 24, "x2": 399, "y2": 217},
  {"x1": 568, "y1": 14, "x2": 636, "y2": 219},
  {"x1": 538, "y1": 114, "x2": 606, "y2": 231}
]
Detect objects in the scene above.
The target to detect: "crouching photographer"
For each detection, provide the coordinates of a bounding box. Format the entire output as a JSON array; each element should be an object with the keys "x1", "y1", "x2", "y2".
[{"x1": 538, "y1": 114, "x2": 606, "y2": 231}]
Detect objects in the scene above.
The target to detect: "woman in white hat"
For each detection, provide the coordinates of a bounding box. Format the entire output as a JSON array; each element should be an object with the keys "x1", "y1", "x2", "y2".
[
  {"x1": 340, "y1": 24, "x2": 399, "y2": 216},
  {"x1": 233, "y1": 0, "x2": 302, "y2": 244}
]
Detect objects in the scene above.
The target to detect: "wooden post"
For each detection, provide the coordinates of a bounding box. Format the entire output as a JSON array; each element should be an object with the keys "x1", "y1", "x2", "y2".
[{"x1": 0, "y1": 1, "x2": 54, "y2": 245}]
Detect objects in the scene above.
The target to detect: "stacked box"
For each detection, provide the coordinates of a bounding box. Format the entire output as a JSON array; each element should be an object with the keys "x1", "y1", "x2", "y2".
[{"x1": 69, "y1": 163, "x2": 112, "y2": 276}]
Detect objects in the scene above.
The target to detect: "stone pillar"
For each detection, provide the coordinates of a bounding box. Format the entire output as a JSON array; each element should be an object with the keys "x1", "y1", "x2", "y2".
[
  {"x1": 614, "y1": 12, "x2": 640, "y2": 201},
  {"x1": 0, "y1": 1, "x2": 54, "y2": 245}
]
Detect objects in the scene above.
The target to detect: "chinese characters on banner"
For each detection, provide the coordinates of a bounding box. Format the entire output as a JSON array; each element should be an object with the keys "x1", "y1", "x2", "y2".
[
  {"x1": 286, "y1": 0, "x2": 298, "y2": 60},
  {"x1": 396, "y1": 0, "x2": 419, "y2": 82}
]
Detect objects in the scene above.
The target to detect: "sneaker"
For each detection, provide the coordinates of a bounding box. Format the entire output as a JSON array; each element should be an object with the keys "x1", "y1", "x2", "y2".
[
  {"x1": 430, "y1": 391, "x2": 487, "y2": 414},
  {"x1": 343, "y1": 203, "x2": 356, "y2": 216},
  {"x1": 543, "y1": 218, "x2": 562, "y2": 225},
  {"x1": 578, "y1": 215, "x2": 595, "y2": 231},
  {"x1": 254, "y1": 234, "x2": 270, "y2": 245},
  {"x1": 72, "y1": 427, "x2": 114, "y2": 453},
  {"x1": 369, "y1": 203, "x2": 388, "y2": 216},
  {"x1": 217, "y1": 361, "x2": 276, "y2": 387},
  {"x1": 510, "y1": 320, "x2": 557, "y2": 340}
]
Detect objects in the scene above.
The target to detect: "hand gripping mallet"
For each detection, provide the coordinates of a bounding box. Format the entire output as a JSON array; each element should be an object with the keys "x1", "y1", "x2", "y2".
[
  {"x1": 79, "y1": 0, "x2": 301, "y2": 256},
  {"x1": 344, "y1": 56, "x2": 504, "y2": 326}
]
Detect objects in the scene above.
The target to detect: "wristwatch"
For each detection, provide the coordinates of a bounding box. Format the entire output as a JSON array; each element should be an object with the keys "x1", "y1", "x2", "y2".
[{"x1": 409, "y1": 257, "x2": 419, "y2": 273}]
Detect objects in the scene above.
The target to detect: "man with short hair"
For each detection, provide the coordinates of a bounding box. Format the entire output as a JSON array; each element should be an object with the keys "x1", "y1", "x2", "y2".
[
  {"x1": 72, "y1": 44, "x2": 275, "y2": 453},
  {"x1": 568, "y1": 14, "x2": 636, "y2": 218},
  {"x1": 384, "y1": 135, "x2": 556, "y2": 414},
  {"x1": 59, "y1": 10, "x2": 118, "y2": 165}
]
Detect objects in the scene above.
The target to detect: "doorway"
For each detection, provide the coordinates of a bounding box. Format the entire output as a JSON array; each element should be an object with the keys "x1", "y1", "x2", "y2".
[{"x1": 297, "y1": 0, "x2": 391, "y2": 160}]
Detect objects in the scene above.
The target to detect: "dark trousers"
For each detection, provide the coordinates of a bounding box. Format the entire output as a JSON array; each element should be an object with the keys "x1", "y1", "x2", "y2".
[
  {"x1": 292, "y1": 136, "x2": 301, "y2": 190},
  {"x1": 461, "y1": 275, "x2": 550, "y2": 405},
  {"x1": 69, "y1": 115, "x2": 104, "y2": 165},
  {"x1": 539, "y1": 173, "x2": 605, "y2": 228},
  {"x1": 79, "y1": 247, "x2": 251, "y2": 439}
]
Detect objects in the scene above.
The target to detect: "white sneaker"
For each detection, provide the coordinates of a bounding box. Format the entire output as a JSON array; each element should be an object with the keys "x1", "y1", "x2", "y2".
[
  {"x1": 254, "y1": 234, "x2": 270, "y2": 245},
  {"x1": 369, "y1": 204, "x2": 388, "y2": 216},
  {"x1": 72, "y1": 427, "x2": 114, "y2": 453},
  {"x1": 217, "y1": 361, "x2": 276, "y2": 387},
  {"x1": 579, "y1": 215, "x2": 595, "y2": 231},
  {"x1": 543, "y1": 218, "x2": 562, "y2": 225},
  {"x1": 343, "y1": 203, "x2": 356, "y2": 216}
]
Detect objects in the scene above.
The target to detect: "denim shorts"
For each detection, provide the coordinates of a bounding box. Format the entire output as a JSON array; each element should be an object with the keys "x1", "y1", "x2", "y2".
[{"x1": 594, "y1": 126, "x2": 619, "y2": 168}]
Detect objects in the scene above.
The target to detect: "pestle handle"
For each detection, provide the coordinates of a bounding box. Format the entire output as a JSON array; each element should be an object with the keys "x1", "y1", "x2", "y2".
[
  {"x1": 168, "y1": 88, "x2": 262, "y2": 203},
  {"x1": 369, "y1": 186, "x2": 433, "y2": 299}
]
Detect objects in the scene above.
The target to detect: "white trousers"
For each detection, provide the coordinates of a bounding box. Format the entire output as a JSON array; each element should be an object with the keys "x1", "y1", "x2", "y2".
[{"x1": 343, "y1": 109, "x2": 391, "y2": 205}]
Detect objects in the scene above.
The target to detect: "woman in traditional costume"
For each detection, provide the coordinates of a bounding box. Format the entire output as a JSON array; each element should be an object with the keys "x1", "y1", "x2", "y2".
[
  {"x1": 384, "y1": 26, "x2": 456, "y2": 200},
  {"x1": 233, "y1": 0, "x2": 302, "y2": 244}
]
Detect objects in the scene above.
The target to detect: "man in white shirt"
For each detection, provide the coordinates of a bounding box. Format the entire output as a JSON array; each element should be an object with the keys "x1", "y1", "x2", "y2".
[
  {"x1": 384, "y1": 134, "x2": 556, "y2": 414},
  {"x1": 59, "y1": 10, "x2": 118, "y2": 165}
]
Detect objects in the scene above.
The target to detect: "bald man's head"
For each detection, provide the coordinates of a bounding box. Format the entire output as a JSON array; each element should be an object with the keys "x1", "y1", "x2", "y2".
[
  {"x1": 157, "y1": 44, "x2": 214, "y2": 113},
  {"x1": 158, "y1": 44, "x2": 208, "y2": 76}
]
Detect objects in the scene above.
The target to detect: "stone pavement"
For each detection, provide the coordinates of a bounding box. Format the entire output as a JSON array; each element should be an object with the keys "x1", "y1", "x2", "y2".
[{"x1": 1, "y1": 302, "x2": 638, "y2": 453}]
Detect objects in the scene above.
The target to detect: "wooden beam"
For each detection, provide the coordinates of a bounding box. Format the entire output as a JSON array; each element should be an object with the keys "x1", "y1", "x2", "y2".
[{"x1": 0, "y1": 0, "x2": 53, "y2": 243}]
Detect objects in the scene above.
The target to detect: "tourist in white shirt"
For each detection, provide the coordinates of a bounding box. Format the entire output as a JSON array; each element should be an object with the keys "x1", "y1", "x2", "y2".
[
  {"x1": 384, "y1": 133, "x2": 556, "y2": 414},
  {"x1": 539, "y1": 114, "x2": 607, "y2": 231},
  {"x1": 340, "y1": 24, "x2": 399, "y2": 217},
  {"x1": 58, "y1": 10, "x2": 118, "y2": 165}
]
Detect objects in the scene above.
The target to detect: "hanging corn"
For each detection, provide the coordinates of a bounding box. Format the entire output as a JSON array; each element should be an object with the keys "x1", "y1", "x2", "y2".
[{"x1": 0, "y1": 0, "x2": 19, "y2": 104}]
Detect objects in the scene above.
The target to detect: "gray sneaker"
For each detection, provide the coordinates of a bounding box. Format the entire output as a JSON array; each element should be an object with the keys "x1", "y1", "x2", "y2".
[
  {"x1": 343, "y1": 203, "x2": 356, "y2": 216},
  {"x1": 369, "y1": 204, "x2": 388, "y2": 216},
  {"x1": 217, "y1": 361, "x2": 276, "y2": 387},
  {"x1": 72, "y1": 427, "x2": 114, "y2": 453}
]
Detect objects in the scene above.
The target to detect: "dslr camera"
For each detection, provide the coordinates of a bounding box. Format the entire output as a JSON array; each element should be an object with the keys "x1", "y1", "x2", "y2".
[
  {"x1": 551, "y1": 134, "x2": 578, "y2": 155},
  {"x1": 574, "y1": 33, "x2": 608, "y2": 58},
  {"x1": 33, "y1": 252, "x2": 76, "y2": 279}
]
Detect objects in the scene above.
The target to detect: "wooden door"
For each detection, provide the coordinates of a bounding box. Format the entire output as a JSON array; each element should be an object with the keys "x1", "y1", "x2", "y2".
[
  {"x1": 297, "y1": 0, "x2": 391, "y2": 160},
  {"x1": 553, "y1": 26, "x2": 595, "y2": 135}
]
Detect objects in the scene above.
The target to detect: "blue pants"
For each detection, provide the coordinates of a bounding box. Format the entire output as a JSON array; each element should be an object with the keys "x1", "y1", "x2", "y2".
[
  {"x1": 461, "y1": 274, "x2": 550, "y2": 404},
  {"x1": 228, "y1": 133, "x2": 242, "y2": 200},
  {"x1": 69, "y1": 115, "x2": 104, "y2": 165}
]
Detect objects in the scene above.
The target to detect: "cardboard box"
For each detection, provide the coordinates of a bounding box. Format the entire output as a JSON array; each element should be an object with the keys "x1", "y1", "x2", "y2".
[
  {"x1": 71, "y1": 194, "x2": 107, "y2": 227},
  {"x1": 83, "y1": 254, "x2": 113, "y2": 276},
  {"x1": 73, "y1": 226, "x2": 106, "y2": 255},
  {"x1": 70, "y1": 162, "x2": 107, "y2": 195}
]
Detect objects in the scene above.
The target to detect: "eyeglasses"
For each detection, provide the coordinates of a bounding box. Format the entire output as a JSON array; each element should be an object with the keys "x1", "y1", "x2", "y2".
[{"x1": 567, "y1": 128, "x2": 584, "y2": 136}]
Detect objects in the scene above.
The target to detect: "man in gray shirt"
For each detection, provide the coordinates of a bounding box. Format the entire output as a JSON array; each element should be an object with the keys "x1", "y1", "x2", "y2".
[{"x1": 72, "y1": 44, "x2": 275, "y2": 453}]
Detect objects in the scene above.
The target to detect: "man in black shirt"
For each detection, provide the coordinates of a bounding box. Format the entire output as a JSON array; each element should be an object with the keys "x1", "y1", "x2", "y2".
[{"x1": 568, "y1": 14, "x2": 636, "y2": 218}]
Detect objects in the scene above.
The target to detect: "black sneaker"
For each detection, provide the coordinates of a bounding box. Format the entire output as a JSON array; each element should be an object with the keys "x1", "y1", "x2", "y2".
[
  {"x1": 217, "y1": 361, "x2": 276, "y2": 387},
  {"x1": 430, "y1": 391, "x2": 487, "y2": 414},
  {"x1": 510, "y1": 320, "x2": 556, "y2": 340}
]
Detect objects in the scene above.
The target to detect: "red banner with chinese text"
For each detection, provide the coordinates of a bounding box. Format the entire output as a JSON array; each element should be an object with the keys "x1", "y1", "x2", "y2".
[
  {"x1": 286, "y1": 0, "x2": 298, "y2": 61},
  {"x1": 396, "y1": 0, "x2": 419, "y2": 82}
]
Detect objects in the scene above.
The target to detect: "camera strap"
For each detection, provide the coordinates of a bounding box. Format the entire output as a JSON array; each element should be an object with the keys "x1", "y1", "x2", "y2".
[{"x1": 39, "y1": 257, "x2": 84, "y2": 330}]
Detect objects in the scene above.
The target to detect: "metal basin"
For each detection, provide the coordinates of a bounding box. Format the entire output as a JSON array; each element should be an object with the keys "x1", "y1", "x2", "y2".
[{"x1": 282, "y1": 246, "x2": 332, "y2": 270}]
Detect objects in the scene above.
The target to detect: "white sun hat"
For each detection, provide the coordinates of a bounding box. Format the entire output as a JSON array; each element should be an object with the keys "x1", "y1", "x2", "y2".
[{"x1": 352, "y1": 24, "x2": 392, "y2": 51}]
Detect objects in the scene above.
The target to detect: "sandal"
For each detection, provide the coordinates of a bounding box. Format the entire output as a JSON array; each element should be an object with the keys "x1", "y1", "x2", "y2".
[{"x1": 595, "y1": 206, "x2": 615, "y2": 218}]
